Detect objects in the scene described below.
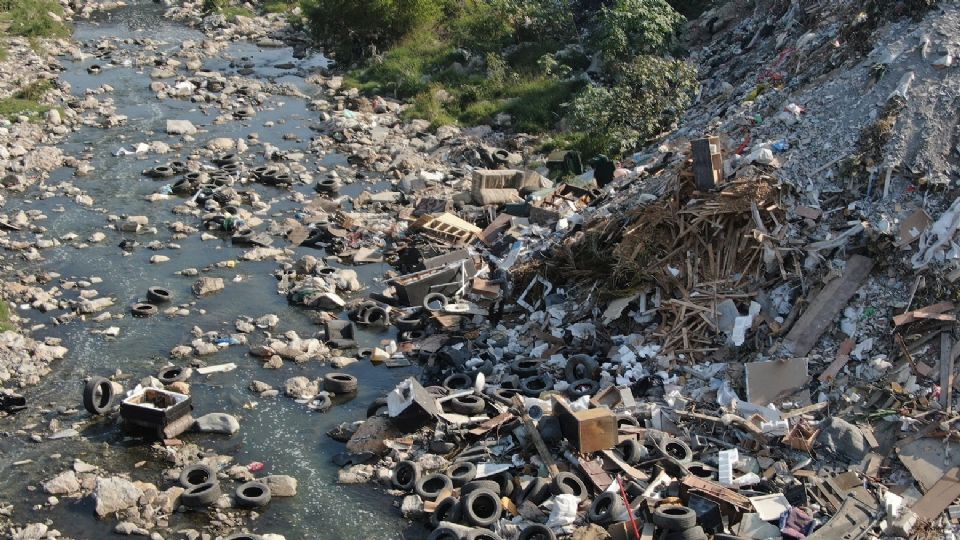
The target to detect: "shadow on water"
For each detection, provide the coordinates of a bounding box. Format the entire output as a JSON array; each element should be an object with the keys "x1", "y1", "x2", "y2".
[{"x1": 0, "y1": 2, "x2": 430, "y2": 538}]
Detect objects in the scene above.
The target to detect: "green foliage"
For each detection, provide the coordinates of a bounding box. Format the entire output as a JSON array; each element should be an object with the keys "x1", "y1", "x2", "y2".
[
  {"x1": 15, "y1": 80, "x2": 51, "y2": 101},
  {"x1": 570, "y1": 55, "x2": 696, "y2": 156},
  {"x1": 300, "y1": 0, "x2": 448, "y2": 63},
  {"x1": 505, "y1": 0, "x2": 580, "y2": 42},
  {"x1": 0, "y1": 45, "x2": 7, "y2": 62},
  {"x1": 446, "y1": 0, "x2": 515, "y2": 52},
  {"x1": 0, "y1": 299, "x2": 12, "y2": 333},
  {"x1": 2, "y1": 0, "x2": 71, "y2": 38},
  {"x1": 593, "y1": 0, "x2": 684, "y2": 62},
  {"x1": 262, "y1": 0, "x2": 297, "y2": 12},
  {"x1": 0, "y1": 79, "x2": 53, "y2": 121},
  {"x1": 353, "y1": 31, "x2": 453, "y2": 97}
]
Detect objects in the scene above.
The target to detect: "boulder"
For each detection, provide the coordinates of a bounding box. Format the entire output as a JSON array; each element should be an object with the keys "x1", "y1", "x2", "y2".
[
  {"x1": 43, "y1": 470, "x2": 80, "y2": 495},
  {"x1": 93, "y1": 476, "x2": 143, "y2": 518},
  {"x1": 193, "y1": 413, "x2": 240, "y2": 434},
  {"x1": 166, "y1": 119, "x2": 197, "y2": 135}
]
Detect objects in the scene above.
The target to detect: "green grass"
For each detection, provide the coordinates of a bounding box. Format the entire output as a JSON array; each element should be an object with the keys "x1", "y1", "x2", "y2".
[
  {"x1": 0, "y1": 0, "x2": 71, "y2": 38},
  {"x1": 263, "y1": 0, "x2": 297, "y2": 12},
  {"x1": 0, "y1": 299, "x2": 14, "y2": 333},
  {"x1": 351, "y1": 30, "x2": 454, "y2": 97},
  {"x1": 0, "y1": 79, "x2": 54, "y2": 121},
  {"x1": 222, "y1": 6, "x2": 254, "y2": 19},
  {"x1": 0, "y1": 45, "x2": 7, "y2": 62}
]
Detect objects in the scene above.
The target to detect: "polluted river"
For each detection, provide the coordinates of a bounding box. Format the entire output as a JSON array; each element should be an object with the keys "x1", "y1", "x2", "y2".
[{"x1": 0, "y1": 2, "x2": 427, "y2": 538}]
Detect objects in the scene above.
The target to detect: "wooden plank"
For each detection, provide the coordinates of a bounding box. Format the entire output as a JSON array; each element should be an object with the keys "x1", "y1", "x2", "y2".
[
  {"x1": 783, "y1": 255, "x2": 874, "y2": 358},
  {"x1": 893, "y1": 302, "x2": 956, "y2": 327},
  {"x1": 819, "y1": 338, "x2": 855, "y2": 383},
  {"x1": 912, "y1": 467, "x2": 960, "y2": 521},
  {"x1": 944, "y1": 334, "x2": 957, "y2": 414}
]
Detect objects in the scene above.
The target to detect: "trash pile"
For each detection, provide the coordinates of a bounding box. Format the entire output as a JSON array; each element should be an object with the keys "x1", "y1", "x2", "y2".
[{"x1": 305, "y1": 1, "x2": 960, "y2": 539}]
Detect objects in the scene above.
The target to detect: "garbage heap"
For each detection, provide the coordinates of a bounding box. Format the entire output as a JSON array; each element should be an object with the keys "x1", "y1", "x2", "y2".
[{"x1": 303, "y1": 2, "x2": 959, "y2": 538}]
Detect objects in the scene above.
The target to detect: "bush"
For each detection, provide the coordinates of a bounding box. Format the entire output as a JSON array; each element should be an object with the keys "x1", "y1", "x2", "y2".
[
  {"x1": 5, "y1": 0, "x2": 71, "y2": 38},
  {"x1": 569, "y1": 55, "x2": 696, "y2": 156},
  {"x1": 592, "y1": 0, "x2": 684, "y2": 63},
  {"x1": 300, "y1": 0, "x2": 448, "y2": 62}
]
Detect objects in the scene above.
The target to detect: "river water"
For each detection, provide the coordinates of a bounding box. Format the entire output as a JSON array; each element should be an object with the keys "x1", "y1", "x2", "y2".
[{"x1": 0, "y1": 3, "x2": 426, "y2": 538}]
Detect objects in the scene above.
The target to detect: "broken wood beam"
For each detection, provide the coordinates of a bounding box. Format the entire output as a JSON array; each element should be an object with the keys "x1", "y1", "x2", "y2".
[{"x1": 782, "y1": 255, "x2": 874, "y2": 358}]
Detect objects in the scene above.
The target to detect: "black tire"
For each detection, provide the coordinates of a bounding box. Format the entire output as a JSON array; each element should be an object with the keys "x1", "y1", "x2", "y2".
[
  {"x1": 415, "y1": 473, "x2": 453, "y2": 501},
  {"x1": 550, "y1": 472, "x2": 587, "y2": 502},
  {"x1": 398, "y1": 330, "x2": 426, "y2": 342},
  {"x1": 490, "y1": 471, "x2": 513, "y2": 498},
  {"x1": 180, "y1": 463, "x2": 216, "y2": 488},
  {"x1": 564, "y1": 354, "x2": 599, "y2": 382},
  {"x1": 223, "y1": 534, "x2": 264, "y2": 540},
  {"x1": 566, "y1": 378, "x2": 598, "y2": 398},
  {"x1": 490, "y1": 387, "x2": 517, "y2": 405},
  {"x1": 423, "y1": 292, "x2": 449, "y2": 312},
  {"x1": 617, "y1": 439, "x2": 644, "y2": 465},
  {"x1": 664, "y1": 526, "x2": 708, "y2": 540},
  {"x1": 445, "y1": 461, "x2": 477, "y2": 487},
  {"x1": 461, "y1": 480, "x2": 499, "y2": 497},
  {"x1": 443, "y1": 373, "x2": 472, "y2": 391},
  {"x1": 360, "y1": 305, "x2": 390, "y2": 326},
  {"x1": 509, "y1": 358, "x2": 540, "y2": 377},
  {"x1": 430, "y1": 496, "x2": 462, "y2": 529},
  {"x1": 315, "y1": 178, "x2": 339, "y2": 193},
  {"x1": 521, "y1": 477, "x2": 550, "y2": 505},
  {"x1": 393, "y1": 460, "x2": 421, "y2": 491},
  {"x1": 467, "y1": 530, "x2": 503, "y2": 540},
  {"x1": 658, "y1": 436, "x2": 693, "y2": 463},
  {"x1": 82, "y1": 377, "x2": 115, "y2": 415},
  {"x1": 157, "y1": 366, "x2": 190, "y2": 385},
  {"x1": 394, "y1": 310, "x2": 423, "y2": 331},
  {"x1": 652, "y1": 505, "x2": 697, "y2": 531},
  {"x1": 587, "y1": 491, "x2": 625, "y2": 525},
  {"x1": 235, "y1": 481, "x2": 271, "y2": 508},
  {"x1": 323, "y1": 372, "x2": 358, "y2": 394},
  {"x1": 518, "y1": 524, "x2": 556, "y2": 540},
  {"x1": 617, "y1": 414, "x2": 640, "y2": 429},
  {"x1": 181, "y1": 482, "x2": 221, "y2": 507},
  {"x1": 520, "y1": 375, "x2": 552, "y2": 397},
  {"x1": 462, "y1": 488, "x2": 502, "y2": 527},
  {"x1": 131, "y1": 303, "x2": 158, "y2": 317},
  {"x1": 449, "y1": 395, "x2": 485, "y2": 415},
  {"x1": 366, "y1": 397, "x2": 389, "y2": 418},
  {"x1": 146, "y1": 286, "x2": 172, "y2": 304},
  {"x1": 427, "y1": 526, "x2": 461, "y2": 540}
]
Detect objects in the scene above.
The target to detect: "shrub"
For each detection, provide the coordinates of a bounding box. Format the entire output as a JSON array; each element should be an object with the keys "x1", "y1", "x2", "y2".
[
  {"x1": 300, "y1": 0, "x2": 448, "y2": 63},
  {"x1": 569, "y1": 55, "x2": 696, "y2": 156},
  {"x1": 592, "y1": 0, "x2": 684, "y2": 63}
]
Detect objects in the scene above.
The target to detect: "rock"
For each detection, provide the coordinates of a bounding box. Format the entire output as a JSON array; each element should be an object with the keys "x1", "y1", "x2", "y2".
[
  {"x1": 11, "y1": 523, "x2": 48, "y2": 540},
  {"x1": 817, "y1": 417, "x2": 868, "y2": 463},
  {"x1": 166, "y1": 119, "x2": 197, "y2": 135},
  {"x1": 114, "y1": 522, "x2": 149, "y2": 536},
  {"x1": 45, "y1": 108, "x2": 62, "y2": 126},
  {"x1": 400, "y1": 494, "x2": 424, "y2": 518},
  {"x1": 150, "y1": 255, "x2": 170, "y2": 264},
  {"x1": 24, "y1": 146, "x2": 64, "y2": 173},
  {"x1": 284, "y1": 376, "x2": 318, "y2": 399},
  {"x1": 206, "y1": 137, "x2": 235, "y2": 151},
  {"x1": 94, "y1": 476, "x2": 143, "y2": 518},
  {"x1": 570, "y1": 524, "x2": 612, "y2": 540},
  {"x1": 345, "y1": 416, "x2": 401, "y2": 455},
  {"x1": 262, "y1": 475, "x2": 297, "y2": 497},
  {"x1": 192, "y1": 277, "x2": 224, "y2": 296},
  {"x1": 167, "y1": 381, "x2": 190, "y2": 394},
  {"x1": 43, "y1": 470, "x2": 80, "y2": 495},
  {"x1": 193, "y1": 412, "x2": 240, "y2": 434}
]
